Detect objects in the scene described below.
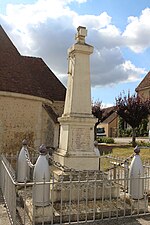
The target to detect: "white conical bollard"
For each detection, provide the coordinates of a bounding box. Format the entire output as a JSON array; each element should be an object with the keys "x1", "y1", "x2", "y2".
[
  {"x1": 93, "y1": 141, "x2": 100, "y2": 156},
  {"x1": 94, "y1": 141, "x2": 100, "y2": 170},
  {"x1": 33, "y1": 144, "x2": 50, "y2": 207},
  {"x1": 17, "y1": 139, "x2": 30, "y2": 182},
  {"x1": 129, "y1": 146, "x2": 144, "y2": 199}
]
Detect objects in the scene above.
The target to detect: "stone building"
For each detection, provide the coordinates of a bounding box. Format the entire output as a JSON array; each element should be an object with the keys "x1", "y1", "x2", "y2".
[
  {"x1": 136, "y1": 71, "x2": 150, "y2": 99},
  {"x1": 136, "y1": 71, "x2": 150, "y2": 129},
  {"x1": 0, "y1": 25, "x2": 66, "y2": 154},
  {"x1": 97, "y1": 106, "x2": 118, "y2": 138}
]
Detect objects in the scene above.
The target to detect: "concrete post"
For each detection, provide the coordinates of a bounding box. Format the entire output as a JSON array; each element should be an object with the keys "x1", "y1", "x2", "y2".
[
  {"x1": 129, "y1": 146, "x2": 144, "y2": 199},
  {"x1": 17, "y1": 139, "x2": 30, "y2": 182},
  {"x1": 33, "y1": 144, "x2": 50, "y2": 206}
]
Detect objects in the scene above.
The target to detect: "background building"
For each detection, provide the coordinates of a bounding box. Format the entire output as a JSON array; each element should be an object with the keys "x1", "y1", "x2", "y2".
[
  {"x1": 97, "y1": 106, "x2": 118, "y2": 138},
  {"x1": 136, "y1": 71, "x2": 150, "y2": 130},
  {"x1": 0, "y1": 26, "x2": 66, "y2": 154},
  {"x1": 136, "y1": 71, "x2": 150, "y2": 99}
]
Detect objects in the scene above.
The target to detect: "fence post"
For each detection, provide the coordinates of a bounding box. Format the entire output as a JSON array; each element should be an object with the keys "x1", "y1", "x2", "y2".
[
  {"x1": 17, "y1": 139, "x2": 30, "y2": 182},
  {"x1": 113, "y1": 164, "x2": 117, "y2": 180},
  {"x1": 129, "y1": 146, "x2": 144, "y2": 199},
  {"x1": 124, "y1": 160, "x2": 129, "y2": 192},
  {"x1": 94, "y1": 141, "x2": 100, "y2": 170},
  {"x1": 33, "y1": 144, "x2": 50, "y2": 206}
]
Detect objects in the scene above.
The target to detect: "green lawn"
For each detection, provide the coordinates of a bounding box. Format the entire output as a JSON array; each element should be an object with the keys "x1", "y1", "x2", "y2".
[
  {"x1": 111, "y1": 146, "x2": 150, "y2": 161},
  {"x1": 100, "y1": 145, "x2": 150, "y2": 171}
]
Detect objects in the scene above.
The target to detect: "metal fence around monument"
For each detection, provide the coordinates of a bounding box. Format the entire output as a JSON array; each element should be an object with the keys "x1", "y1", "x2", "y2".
[
  {"x1": 100, "y1": 155, "x2": 150, "y2": 192},
  {"x1": 0, "y1": 153, "x2": 150, "y2": 225}
]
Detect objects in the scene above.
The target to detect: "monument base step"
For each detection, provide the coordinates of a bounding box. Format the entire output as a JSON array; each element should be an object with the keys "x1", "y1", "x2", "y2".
[
  {"x1": 17, "y1": 187, "x2": 150, "y2": 224},
  {"x1": 51, "y1": 167, "x2": 119, "y2": 203},
  {"x1": 17, "y1": 187, "x2": 136, "y2": 224},
  {"x1": 54, "y1": 151, "x2": 100, "y2": 170}
]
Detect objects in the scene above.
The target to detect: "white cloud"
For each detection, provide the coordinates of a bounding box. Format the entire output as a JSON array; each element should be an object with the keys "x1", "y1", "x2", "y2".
[
  {"x1": 73, "y1": 12, "x2": 111, "y2": 29},
  {"x1": 0, "y1": 0, "x2": 149, "y2": 89},
  {"x1": 75, "y1": 0, "x2": 87, "y2": 3},
  {"x1": 4, "y1": 0, "x2": 76, "y2": 28},
  {"x1": 123, "y1": 8, "x2": 150, "y2": 53},
  {"x1": 90, "y1": 48, "x2": 146, "y2": 87}
]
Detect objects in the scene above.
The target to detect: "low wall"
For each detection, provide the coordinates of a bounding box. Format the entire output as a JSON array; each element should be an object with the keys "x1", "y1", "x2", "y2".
[{"x1": 98, "y1": 144, "x2": 113, "y2": 155}]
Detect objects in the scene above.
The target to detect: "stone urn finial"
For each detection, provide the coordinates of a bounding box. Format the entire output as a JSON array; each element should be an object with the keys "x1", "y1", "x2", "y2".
[
  {"x1": 134, "y1": 145, "x2": 140, "y2": 155},
  {"x1": 39, "y1": 144, "x2": 47, "y2": 155},
  {"x1": 75, "y1": 26, "x2": 87, "y2": 44}
]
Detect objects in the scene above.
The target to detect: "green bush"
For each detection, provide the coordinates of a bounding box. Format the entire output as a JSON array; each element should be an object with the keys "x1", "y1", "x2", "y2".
[
  {"x1": 119, "y1": 128, "x2": 132, "y2": 137},
  {"x1": 136, "y1": 141, "x2": 150, "y2": 147},
  {"x1": 97, "y1": 137, "x2": 115, "y2": 144},
  {"x1": 118, "y1": 117, "x2": 149, "y2": 138}
]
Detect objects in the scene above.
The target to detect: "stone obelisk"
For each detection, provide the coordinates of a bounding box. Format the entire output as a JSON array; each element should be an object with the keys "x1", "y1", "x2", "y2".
[{"x1": 54, "y1": 26, "x2": 99, "y2": 170}]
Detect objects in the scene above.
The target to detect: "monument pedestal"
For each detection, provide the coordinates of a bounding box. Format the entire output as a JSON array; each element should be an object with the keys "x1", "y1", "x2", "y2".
[{"x1": 54, "y1": 115, "x2": 99, "y2": 170}]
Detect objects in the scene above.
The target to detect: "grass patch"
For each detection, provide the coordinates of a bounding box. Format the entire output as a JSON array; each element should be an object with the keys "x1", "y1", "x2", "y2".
[
  {"x1": 111, "y1": 146, "x2": 150, "y2": 161},
  {"x1": 136, "y1": 140, "x2": 150, "y2": 147},
  {"x1": 100, "y1": 145, "x2": 150, "y2": 171}
]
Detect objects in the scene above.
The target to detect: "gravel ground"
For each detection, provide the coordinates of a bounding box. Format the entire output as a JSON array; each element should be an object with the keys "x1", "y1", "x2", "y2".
[
  {"x1": 94, "y1": 215, "x2": 150, "y2": 225},
  {"x1": 0, "y1": 189, "x2": 11, "y2": 225},
  {"x1": 1, "y1": 187, "x2": 150, "y2": 225}
]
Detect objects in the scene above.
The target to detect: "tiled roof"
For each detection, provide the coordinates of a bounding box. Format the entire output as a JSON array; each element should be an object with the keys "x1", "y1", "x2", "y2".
[
  {"x1": 101, "y1": 106, "x2": 116, "y2": 122},
  {"x1": 102, "y1": 111, "x2": 118, "y2": 124},
  {"x1": 0, "y1": 25, "x2": 66, "y2": 102},
  {"x1": 42, "y1": 104, "x2": 58, "y2": 123},
  {"x1": 136, "y1": 71, "x2": 150, "y2": 92}
]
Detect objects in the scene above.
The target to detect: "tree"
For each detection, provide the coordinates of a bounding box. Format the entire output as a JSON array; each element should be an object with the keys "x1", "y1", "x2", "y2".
[
  {"x1": 92, "y1": 101, "x2": 102, "y2": 140},
  {"x1": 116, "y1": 92, "x2": 150, "y2": 147}
]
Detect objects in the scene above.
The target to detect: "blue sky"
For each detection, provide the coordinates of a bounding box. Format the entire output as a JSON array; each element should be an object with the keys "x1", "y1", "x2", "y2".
[{"x1": 0, "y1": 0, "x2": 150, "y2": 107}]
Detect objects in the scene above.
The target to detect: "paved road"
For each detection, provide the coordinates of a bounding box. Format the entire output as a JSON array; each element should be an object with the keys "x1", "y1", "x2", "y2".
[{"x1": 114, "y1": 137, "x2": 150, "y2": 144}]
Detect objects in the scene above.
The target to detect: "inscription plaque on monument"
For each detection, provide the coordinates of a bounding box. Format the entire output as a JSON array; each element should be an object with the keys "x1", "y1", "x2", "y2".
[{"x1": 71, "y1": 127, "x2": 91, "y2": 151}]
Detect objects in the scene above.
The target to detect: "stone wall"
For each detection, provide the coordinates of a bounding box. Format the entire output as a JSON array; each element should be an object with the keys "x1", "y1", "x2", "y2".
[
  {"x1": 41, "y1": 106, "x2": 59, "y2": 148},
  {"x1": 108, "y1": 117, "x2": 118, "y2": 137},
  {"x1": 52, "y1": 101, "x2": 64, "y2": 117},
  {"x1": 138, "y1": 89, "x2": 150, "y2": 99},
  {"x1": 0, "y1": 92, "x2": 63, "y2": 154}
]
